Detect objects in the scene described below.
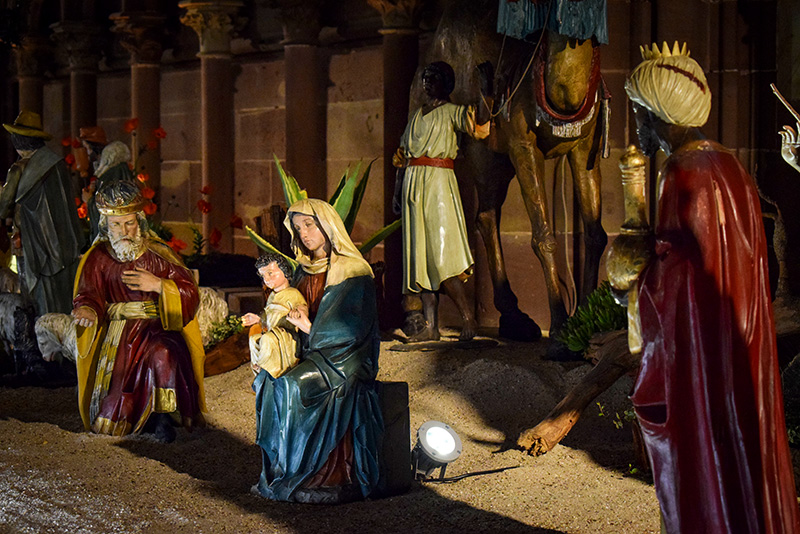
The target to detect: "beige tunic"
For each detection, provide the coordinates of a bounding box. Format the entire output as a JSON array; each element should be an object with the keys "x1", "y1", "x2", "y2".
[
  {"x1": 248, "y1": 287, "x2": 307, "y2": 379},
  {"x1": 401, "y1": 103, "x2": 475, "y2": 293}
]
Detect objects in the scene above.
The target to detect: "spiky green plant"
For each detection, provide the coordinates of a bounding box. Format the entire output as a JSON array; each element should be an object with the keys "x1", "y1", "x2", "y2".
[
  {"x1": 247, "y1": 156, "x2": 400, "y2": 262},
  {"x1": 556, "y1": 281, "x2": 627, "y2": 354}
]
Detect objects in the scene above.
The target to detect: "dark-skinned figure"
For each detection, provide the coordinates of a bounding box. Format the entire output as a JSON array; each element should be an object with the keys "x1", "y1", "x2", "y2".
[
  {"x1": 1, "y1": 111, "x2": 85, "y2": 316},
  {"x1": 252, "y1": 199, "x2": 382, "y2": 504},
  {"x1": 607, "y1": 42, "x2": 800, "y2": 534},
  {"x1": 393, "y1": 61, "x2": 491, "y2": 342},
  {"x1": 72, "y1": 180, "x2": 205, "y2": 442}
]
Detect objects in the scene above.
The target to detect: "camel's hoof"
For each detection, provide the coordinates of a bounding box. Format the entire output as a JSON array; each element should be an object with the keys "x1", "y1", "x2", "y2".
[
  {"x1": 544, "y1": 339, "x2": 584, "y2": 362},
  {"x1": 499, "y1": 313, "x2": 542, "y2": 341}
]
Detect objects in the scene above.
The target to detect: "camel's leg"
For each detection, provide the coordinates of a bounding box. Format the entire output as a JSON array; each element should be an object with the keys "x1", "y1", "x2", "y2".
[
  {"x1": 568, "y1": 125, "x2": 607, "y2": 303},
  {"x1": 508, "y1": 134, "x2": 569, "y2": 335},
  {"x1": 517, "y1": 330, "x2": 640, "y2": 456},
  {"x1": 466, "y1": 145, "x2": 542, "y2": 340}
]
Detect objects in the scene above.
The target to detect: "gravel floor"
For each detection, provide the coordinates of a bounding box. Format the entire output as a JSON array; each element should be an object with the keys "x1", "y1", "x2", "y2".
[{"x1": 0, "y1": 332, "x2": 659, "y2": 534}]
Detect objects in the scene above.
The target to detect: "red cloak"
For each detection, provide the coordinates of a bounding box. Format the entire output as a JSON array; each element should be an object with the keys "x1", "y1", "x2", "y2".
[
  {"x1": 74, "y1": 240, "x2": 203, "y2": 436},
  {"x1": 633, "y1": 140, "x2": 800, "y2": 533}
]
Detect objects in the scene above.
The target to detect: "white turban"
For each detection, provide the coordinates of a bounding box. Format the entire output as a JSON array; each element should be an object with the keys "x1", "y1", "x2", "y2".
[{"x1": 625, "y1": 42, "x2": 712, "y2": 128}]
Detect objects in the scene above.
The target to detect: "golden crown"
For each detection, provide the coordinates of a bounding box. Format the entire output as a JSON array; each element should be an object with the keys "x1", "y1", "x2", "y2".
[{"x1": 640, "y1": 41, "x2": 690, "y2": 61}]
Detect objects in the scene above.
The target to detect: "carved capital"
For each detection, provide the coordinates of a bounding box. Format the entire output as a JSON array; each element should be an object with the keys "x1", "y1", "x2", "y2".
[
  {"x1": 49, "y1": 21, "x2": 105, "y2": 71},
  {"x1": 367, "y1": 0, "x2": 425, "y2": 30},
  {"x1": 270, "y1": 0, "x2": 324, "y2": 45},
  {"x1": 13, "y1": 34, "x2": 51, "y2": 78},
  {"x1": 179, "y1": 1, "x2": 244, "y2": 56},
  {"x1": 110, "y1": 12, "x2": 167, "y2": 65}
]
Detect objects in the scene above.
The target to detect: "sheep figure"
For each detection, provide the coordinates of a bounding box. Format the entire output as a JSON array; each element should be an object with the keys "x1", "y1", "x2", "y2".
[
  {"x1": 196, "y1": 286, "x2": 230, "y2": 347},
  {"x1": 0, "y1": 292, "x2": 40, "y2": 375},
  {"x1": 35, "y1": 313, "x2": 77, "y2": 363}
]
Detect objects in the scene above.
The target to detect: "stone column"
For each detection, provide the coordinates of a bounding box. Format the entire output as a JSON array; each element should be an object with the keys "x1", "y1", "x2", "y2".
[
  {"x1": 368, "y1": 0, "x2": 424, "y2": 328},
  {"x1": 50, "y1": 21, "x2": 104, "y2": 138},
  {"x1": 111, "y1": 11, "x2": 166, "y2": 196},
  {"x1": 180, "y1": 1, "x2": 243, "y2": 253},
  {"x1": 276, "y1": 0, "x2": 326, "y2": 199},
  {"x1": 14, "y1": 34, "x2": 50, "y2": 116}
]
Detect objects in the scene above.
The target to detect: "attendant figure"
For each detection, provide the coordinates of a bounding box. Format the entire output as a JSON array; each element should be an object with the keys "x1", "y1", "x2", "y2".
[
  {"x1": 253, "y1": 198, "x2": 382, "y2": 504},
  {"x1": 242, "y1": 253, "x2": 307, "y2": 378},
  {"x1": 393, "y1": 61, "x2": 491, "y2": 341},
  {"x1": 78, "y1": 130, "x2": 135, "y2": 243},
  {"x1": 72, "y1": 180, "x2": 205, "y2": 442},
  {"x1": 1, "y1": 111, "x2": 85, "y2": 315},
  {"x1": 609, "y1": 42, "x2": 800, "y2": 533}
]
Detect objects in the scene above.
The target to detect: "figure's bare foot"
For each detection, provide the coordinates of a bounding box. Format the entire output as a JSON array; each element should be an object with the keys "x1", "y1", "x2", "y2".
[
  {"x1": 408, "y1": 325, "x2": 440, "y2": 342},
  {"x1": 459, "y1": 319, "x2": 477, "y2": 341}
]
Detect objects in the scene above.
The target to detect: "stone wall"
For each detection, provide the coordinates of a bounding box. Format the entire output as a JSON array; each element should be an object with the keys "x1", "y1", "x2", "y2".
[{"x1": 25, "y1": 0, "x2": 796, "y2": 332}]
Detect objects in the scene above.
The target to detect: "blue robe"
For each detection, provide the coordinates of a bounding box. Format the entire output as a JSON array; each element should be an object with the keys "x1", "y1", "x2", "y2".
[{"x1": 253, "y1": 274, "x2": 383, "y2": 502}]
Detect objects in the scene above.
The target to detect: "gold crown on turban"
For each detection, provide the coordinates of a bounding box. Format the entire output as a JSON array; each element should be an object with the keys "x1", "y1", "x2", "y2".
[
  {"x1": 625, "y1": 41, "x2": 711, "y2": 128},
  {"x1": 96, "y1": 180, "x2": 148, "y2": 216},
  {"x1": 640, "y1": 41, "x2": 689, "y2": 61}
]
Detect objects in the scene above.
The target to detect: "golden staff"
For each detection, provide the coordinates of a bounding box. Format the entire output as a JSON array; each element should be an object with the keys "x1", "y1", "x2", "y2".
[
  {"x1": 771, "y1": 83, "x2": 800, "y2": 122},
  {"x1": 606, "y1": 145, "x2": 651, "y2": 354}
]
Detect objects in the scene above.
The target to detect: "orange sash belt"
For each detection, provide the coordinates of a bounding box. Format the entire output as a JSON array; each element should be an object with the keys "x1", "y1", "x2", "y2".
[{"x1": 408, "y1": 156, "x2": 454, "y2": 169}]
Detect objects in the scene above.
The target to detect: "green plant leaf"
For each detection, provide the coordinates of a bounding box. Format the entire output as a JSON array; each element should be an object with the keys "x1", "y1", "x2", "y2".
[
  {"x1": 274, "y1": 154, "x2": 307, "y2": 206},
  {"x1": 343, "y1": 159, "x2": 375, "y2": 233},
  {"x1": 329, "y1": 161, "x2": 361, "y2": 228},
  {"x1": 358, "y1": 219, "x2": 401, "y2": 254},
  {"x1": 245, "y1": 225, "x2": 298, "y2": 270}
]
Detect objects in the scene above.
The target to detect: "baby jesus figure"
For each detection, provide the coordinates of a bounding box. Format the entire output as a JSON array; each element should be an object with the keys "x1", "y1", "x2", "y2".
[{"x1": 241, "y1": 253, "x2": 308, "y2": 378}]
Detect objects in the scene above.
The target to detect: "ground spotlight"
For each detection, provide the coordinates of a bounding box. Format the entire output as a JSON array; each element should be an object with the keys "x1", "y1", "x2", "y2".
[{"x1": 411, "y1": 420, "x2": 462, "y2": 480}]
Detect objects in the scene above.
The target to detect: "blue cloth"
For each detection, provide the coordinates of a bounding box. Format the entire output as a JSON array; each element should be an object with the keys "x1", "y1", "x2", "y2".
[
  {"x1": 497, "y1": 0, "x2": 608, "y2": 44},
  {"x1": 253, "y1": 274, "x2": 383, "y2": 501}
]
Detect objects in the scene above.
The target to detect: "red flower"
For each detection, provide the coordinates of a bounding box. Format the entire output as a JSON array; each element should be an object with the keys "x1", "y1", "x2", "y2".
[
  {"x1": 146, "y1": 139, "x2": 158, "y2": 151},
  {"x1": 197, "y1": 199, "x2": 212, "y2": 214},
  {"x1": 77, "y1": 202, "x2": 88, "y2": 219},
  {"x1": 64, "y1": 153, "x2": 75, "y2": 166},
  {"x1": 123, "y1": 118, "x2": 139, "y2": 133},
  {"x1": 167, "y1": 237, "x2": 187, "y2": 253},
  {"x1": 143, "y1": 202, "x2": 158, "y2": 215},
  {"x1": 141, "y1": 186, "x2": 156, "y2": 200},
  {"x1": 198, "y1": 185, "x2": 214, "y2": 196},
  {"x1": 61, "y1": 137, "x2": 71, "y2": 147},
  {"x1": 208, "y1": 227, "x2": 222, "y2": 248},
  {"x1": 74, "y1": 197, "x2": 82, "y2": 207},
  {"x1": 72, "y1": 138, "x2": 82, "y2": 149},
  {"x1": 137, "y1": 173, "x2": 149, "y2": 183},
  {"x1": 153, "y1": 127, "x2": 167, "y2": 139},
  {"x1": 229, "y1": 214, "x2": 243, "y2": 229}
]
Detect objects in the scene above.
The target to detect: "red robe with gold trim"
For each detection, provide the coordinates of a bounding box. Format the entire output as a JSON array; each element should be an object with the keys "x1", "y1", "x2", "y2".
[
  {"x1": 74, "y1": 239, "x2": 204, "y2": 436},
  {"x1": 633, "y1": 140, "x2": 800, "y2": 533}
]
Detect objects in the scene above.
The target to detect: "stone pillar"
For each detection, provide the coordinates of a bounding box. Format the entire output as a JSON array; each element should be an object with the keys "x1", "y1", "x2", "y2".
[
  {"x1": 368, "y1": 0, "x2": 424, "y2": 328},
  {"x1": 14, "y1": 34, "x2": 50, "y2": 116},
  {"x1": 111, "y1": 11, "x2": 166, "y2": 196},
  {"x1": 276, "y1": 1, "x2": 326, "y2": 199},
  {"x1": 50, "y1": 21, "x2": 104, "y2": 138},
  {"x1": 180, "y1": 1, "x2": 243, "y2": 253}
]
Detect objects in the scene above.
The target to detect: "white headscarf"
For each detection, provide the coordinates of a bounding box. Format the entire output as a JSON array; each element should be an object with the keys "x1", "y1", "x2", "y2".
[{"x1": 284, "y1": 198, "x2": 373, "y2": 287}]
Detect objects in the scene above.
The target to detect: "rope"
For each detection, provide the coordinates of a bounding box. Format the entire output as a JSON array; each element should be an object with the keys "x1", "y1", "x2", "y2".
[{"x1": 482, "y1": 0, "x2": 554, "y2": 119}]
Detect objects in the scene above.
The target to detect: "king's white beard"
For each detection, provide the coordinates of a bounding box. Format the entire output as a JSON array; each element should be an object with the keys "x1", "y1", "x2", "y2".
[{"x1": 110, "y1": 231, "x2": 144, "y2": 262}]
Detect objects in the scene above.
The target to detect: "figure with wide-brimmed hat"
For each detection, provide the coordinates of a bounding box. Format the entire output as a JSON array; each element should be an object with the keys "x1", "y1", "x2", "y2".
[{"x1": 1, "y1": 110, "x2": 85, "y2": 316}]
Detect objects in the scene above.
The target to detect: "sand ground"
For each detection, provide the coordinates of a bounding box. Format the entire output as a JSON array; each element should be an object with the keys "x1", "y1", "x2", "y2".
[{"x1": 0, "y1": 332, "x2": 660, "y2": 534}]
